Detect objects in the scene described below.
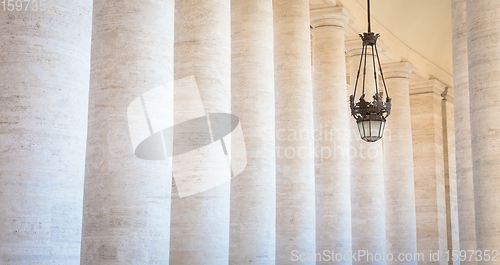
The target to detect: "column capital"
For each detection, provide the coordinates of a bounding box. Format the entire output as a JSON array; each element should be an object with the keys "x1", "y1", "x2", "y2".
[
  {"x1": 310, "y1": 6, "x2": 354, "y2": 29},
  {"x1": 409, "y1": 79, "x2": 447, "y2": 96},
  {"x1": 382, "y1": 62, "x2": 417, "y2": 79}
]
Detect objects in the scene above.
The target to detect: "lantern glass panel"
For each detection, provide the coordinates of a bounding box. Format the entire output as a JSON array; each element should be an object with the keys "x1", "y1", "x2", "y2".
[
  {"x1": 379, "y1": 121, "x2": 386, "y2": 138},
  {"x1": 370, "y1": 120, "x2": 382, "y2": 140},
  {"x1": 363, "y1": 121, "x2": 370, "y2": 138},
  {"x1": 358, "y1": 122, "x2": 365, "y2": 139}
]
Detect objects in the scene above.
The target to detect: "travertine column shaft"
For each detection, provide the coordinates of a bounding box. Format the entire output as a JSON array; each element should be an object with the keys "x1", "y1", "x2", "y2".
[
  {"x1": 467, "y1": 0, "x2": 500, "y2": 259},
  {"x1": 81, "y1": 1, "x2": 174, "y2": 264},
  {"x1": 442, "y1": 89, "x2": 460, "y2": 265},
  {"x1": 274, "y1": 0, "x2": 316, "y2": 263},
  {"x1": 347, "y1": 42, "x2": 386, "y2": 264},
  {"x1": 230, "y1": 0, "x2": 275, "y2": 264},
  {"x1": 311, "y1": 7, "x2": 352, "y2": 264},
  {"x1": 452, "y1": 0, "x2": 476, "y2": 262},
  {"x1": 383, "y1": 63, "x2": 417, "y2": 265},
  {"x1": 169, "y1": 0, "x2": 231, "y2": 264},
  {"x1": 410, "y1": 80, "x2": 448, "y2": 265},
  {"x1": 0, "y1": 2, "x2": 93, "y2": 264}
]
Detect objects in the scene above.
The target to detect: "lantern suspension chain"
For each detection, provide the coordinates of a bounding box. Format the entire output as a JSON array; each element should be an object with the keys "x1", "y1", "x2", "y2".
[
  {"x1": 362, "y1": 44, "x2": 368, "y2": 97},
  {"x1": 375, "y1": 44, "x2": 390, "y2": 99},
  {"x1": 367, "y1": 0, "x2": 371, "y2": 33},
  {"x1": 353, "y1": 42, "x2": 365, "y2": 99},
  {"x1": 371, "y1": 45, "x2": 379, "y2": 95}
]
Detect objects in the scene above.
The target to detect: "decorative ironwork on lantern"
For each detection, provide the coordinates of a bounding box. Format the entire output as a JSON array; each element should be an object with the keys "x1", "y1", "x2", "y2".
[{"x1": 349, "y1": 0, "x2": 391, "y2": 142}]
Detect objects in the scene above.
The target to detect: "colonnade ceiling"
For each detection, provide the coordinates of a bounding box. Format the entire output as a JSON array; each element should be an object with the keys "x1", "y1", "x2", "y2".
[{"x1": 310, "y1": 0, "x2": 453, "y2": 87}]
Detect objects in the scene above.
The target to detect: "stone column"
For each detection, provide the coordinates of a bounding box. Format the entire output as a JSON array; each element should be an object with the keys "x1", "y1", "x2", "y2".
[
  {"x1": 81, "y1": 1, "x2": 174, "y2": 264},
  {"x1": 229, "y1": 0, "x2": 275, "y2": 264},
  {"x1": 311, "y1": 7, "x2": 352, "y2": 263},
  {"x1": 346, "y1": 41, "x2": 386, "y2": 264},
  {"x1": 169, "y1": 0, "x2": 231, "y2": 264},
  {"x1": 410, "y1": 80, "x2": 448, "y2": 265},
  {"x1": 467, "y1": 0, "x2": 500, "y2": 259},
  {"x1": 442, "y1": 88, "x2": 461, "y2": 265},
  {"x1": 274, "y1": 0, "x2": 316, "y2": 263},
  {"x1": 0, "y1": 2, "x2": 92, "y2": 264},
  {"x1": 382, "y1": 63, "x2": 417, "y2": 265},
  {"x1": 452, "y1": 0, "x2": 476, "y2": 262}
]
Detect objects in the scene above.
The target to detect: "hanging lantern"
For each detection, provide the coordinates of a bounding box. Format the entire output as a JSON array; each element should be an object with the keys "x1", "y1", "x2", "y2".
[{"x1": 349, "y1": 0, "x2": 391, "y2": 142}]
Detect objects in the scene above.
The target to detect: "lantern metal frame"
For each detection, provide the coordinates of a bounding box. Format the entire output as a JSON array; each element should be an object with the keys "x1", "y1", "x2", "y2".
[{"x1": 349, "y1": 0, "x2": 392, "y2": 142}]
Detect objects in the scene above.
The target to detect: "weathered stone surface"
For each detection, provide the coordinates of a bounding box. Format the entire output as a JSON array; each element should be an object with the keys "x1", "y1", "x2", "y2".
[
  {"x1": 383, "y1": 62, "x2": 417, "y2": 265},
  {"x1": 311, "y1": 7, "x2": 352, "y2": 264},
  {"x1": 81, "y1": 1, "x2": 174, "y2": 264},
  {"x1": 169, "y1": 0, "x2": 231, "y2": 264},
  {"x1": 442, "y1": 88, "x2": 460, "y2": 265},
  {"x1": 229, "y1": 0, "x2": 276, "y2": 264},
  {"x1": 0, "y1": 1, "x2": 93, "y2": 264},
  {"x1": 452, "y1": 1, "x2": 476, "y2": 262},
  {"x1": 410, "y1": 80, "x2": 448, "y2": 265},
  {"x1": 274, "y1": 0, "x2": 316, "y2": 264},
  {"x1": 467, "y1": 0, "x2": 500, "y2": 260}
]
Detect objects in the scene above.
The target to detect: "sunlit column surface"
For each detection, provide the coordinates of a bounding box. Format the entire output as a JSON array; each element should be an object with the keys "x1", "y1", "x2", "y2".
[
  {"x1": 274, "y1": 0, "x2": 316, "y2": 263},
  {"x1": 442, "y1": 87, "x2": 460, "y2": 265},
  {"x1": 410, "y1": 80, "x2": 448, "y2": 265},
  {"x1": 0, "y1": 1, "x2": 93, "y2": 264},
  {"x1": 81, "y1": 1, "x2": 174, "y2": 264},
  {"x1": 311, "y1": 7, "x2": 352, "y2": 264},
  {"x1": 382, "y1": 62, "x2": 417, "y2": 265},
  {"x1": 229, "y1": 0, "x2": 276, "y2": 264},
  {"x1": 467, "y1": 0, "x2": 500, "y2": 260},
  {"x1": 169, "y1": 0, "x2": 231, "y2": 264},
  {"x1": 452, "y1": 0, "x2": 476, "y2": 262}
]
